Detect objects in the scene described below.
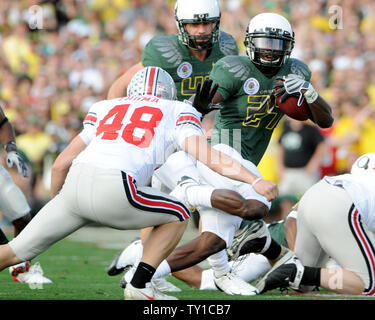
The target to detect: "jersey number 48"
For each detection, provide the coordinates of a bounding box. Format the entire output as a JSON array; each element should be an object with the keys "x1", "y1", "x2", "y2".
[{"x1": 96, "y1": 104, "x2": 163, "y2": 148}]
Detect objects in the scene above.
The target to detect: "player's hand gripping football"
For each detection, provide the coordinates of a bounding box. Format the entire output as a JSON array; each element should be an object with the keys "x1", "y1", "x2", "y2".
[
  {"x1": 273, "y1": 74, "x2": 318, "y2": 106},
  {"x1": 192, "y1": 79, "x2": 221, "y2": 116}
]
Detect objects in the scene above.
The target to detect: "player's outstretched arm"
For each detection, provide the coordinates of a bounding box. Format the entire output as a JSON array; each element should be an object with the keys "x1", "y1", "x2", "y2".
[
  {"x1": 107, "y1": 62, "x2": 144, "y2": 99},
  {"x1": 50, "y1": 135, "x2": 87, "y2": 197},
  {"x1": 182, "y1": 135, "x2": 278, "y2": 202}
]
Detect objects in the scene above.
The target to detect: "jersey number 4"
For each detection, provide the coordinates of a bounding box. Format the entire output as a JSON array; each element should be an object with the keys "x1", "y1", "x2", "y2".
[{"x1": 96, "y1": 104, "x2": 163, "y2": 148}]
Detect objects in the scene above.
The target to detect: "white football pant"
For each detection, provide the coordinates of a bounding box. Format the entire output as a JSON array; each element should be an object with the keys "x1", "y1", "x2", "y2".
[{"x1": 0, "y1": 165, "x2": 30, "y2": 221}]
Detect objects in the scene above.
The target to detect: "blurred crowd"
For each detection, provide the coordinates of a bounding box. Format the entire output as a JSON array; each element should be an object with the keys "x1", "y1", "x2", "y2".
[{"x1": 0, "y1": 0, "x2": 374, "y2": 220}]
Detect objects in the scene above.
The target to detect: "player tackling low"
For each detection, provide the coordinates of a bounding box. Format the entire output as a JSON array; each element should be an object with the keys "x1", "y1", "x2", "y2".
[
  {"x1": 0, "y1": 67, "x2": 277, "y2": 300},
  {"x1": 257, "y1": 153, "x2": 375, "y2": 296}
]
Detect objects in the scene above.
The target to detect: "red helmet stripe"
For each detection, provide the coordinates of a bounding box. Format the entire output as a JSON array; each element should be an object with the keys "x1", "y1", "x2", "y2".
[{"x1": 146, "y1": 67, "x2": 158, "y2": 96}]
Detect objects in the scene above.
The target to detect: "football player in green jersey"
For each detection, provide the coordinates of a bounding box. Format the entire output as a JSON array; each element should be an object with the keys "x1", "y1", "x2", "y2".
[
  {"x1": 208, "y1": 12, "x2": 333, "y2": 165},
  {"x1": 107, "y1": 0, "x2": 238, "y2": 104}
]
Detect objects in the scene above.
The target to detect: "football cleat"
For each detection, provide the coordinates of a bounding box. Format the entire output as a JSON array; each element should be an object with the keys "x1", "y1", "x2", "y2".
[
  {"x1": 169, "y1": 176, "x2": 200, "y2": 210},
  {"x1": 124, "y1": 282, "x2": 178, "y2": 300},
  {"x1": 151, "y1": 277, "x2": 182, "y2": 292},
  {"x1": 227, "y1": 220, "x2": 271, "y2": 261},
  {"x1": 120, "y1": 265, "x2": 136, "y2": 288},
  {"x1": 9, "y1": 261, "x2": 31, "y2": 280},
  {"x1": 119, "y1": 266, "x2": 180, "y2": 292},
  {"x1": 214, "y1": 272, "x2": 258, "y2": 295},
  {"x1": 107, "y1": 239, "x2": 142, "y2": 276},
  {"x1": 10, "y1": 262, "x2": 52, "y2": 284},
  {"x1": 256, "y1": 251, "x2": 303, "y2": 293}
]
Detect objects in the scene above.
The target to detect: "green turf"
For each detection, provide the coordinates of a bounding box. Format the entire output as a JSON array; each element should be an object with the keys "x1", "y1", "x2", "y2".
[{"x1": 1, "y1": 239, "x2": 374, "y2": 300}]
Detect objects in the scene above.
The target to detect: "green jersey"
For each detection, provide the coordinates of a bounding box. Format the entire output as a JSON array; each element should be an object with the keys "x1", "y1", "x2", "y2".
[
  {"x1": 142, "y1": 32, "x2": 238, "y2": 101},
  {"x1": 268, "y1": 220, "x2": 289, "y2": 248},
  {"x1": 210, "y1": 56, "x2": 311, "y2": 165}
]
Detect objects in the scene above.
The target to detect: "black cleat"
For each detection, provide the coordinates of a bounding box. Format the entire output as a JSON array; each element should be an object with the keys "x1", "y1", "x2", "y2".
[
  {"x1": 256, "y1": 251, "x2": 304, "y2": 293},
  {"x1": 227, "y1": 220, "x2": 271, "y2": 261},
  {"x1": 107, "y1": 251, "x2": 126, "y2": 276}
]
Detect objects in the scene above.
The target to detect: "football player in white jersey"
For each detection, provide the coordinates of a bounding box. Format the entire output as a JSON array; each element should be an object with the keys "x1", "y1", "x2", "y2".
[
  {"x1": 0, "y1": 67, "x2": 278, "y2": 300},
  {"x1": 0, "y1": 106, "x2": 51, "y2": 284},
  {"x1": 257, "y1": 153, "x2": 375, "y2": 296}
]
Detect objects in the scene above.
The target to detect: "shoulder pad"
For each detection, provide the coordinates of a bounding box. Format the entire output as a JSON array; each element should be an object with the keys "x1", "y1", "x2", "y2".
[
  {"x1": 146, "y1": 35, "x2": 185, "y2": 68},
  {"x1": 288, "y1": 58, "x2": 311, "y2": 79},
  {"x1": 218, "y1": 31, "x2": 238, "y2": 56},
  {"x1": 218, "y1": 56, "x2": 251, "y2": 81}
]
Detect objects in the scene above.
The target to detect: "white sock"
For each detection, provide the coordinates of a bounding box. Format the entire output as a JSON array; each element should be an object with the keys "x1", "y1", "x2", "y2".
[
  {"x1": 186, "y1": 185, "x2": 215, "y2": 208},
  {"x1": 200, "y1": 269, "x2": 217, "y2": 290},
  {"x1": 207, "y1": 249, "x2": 231, "y2": 278},
  {"x1": 152, "y1": 259, "x2": 171, "y2": 279}
]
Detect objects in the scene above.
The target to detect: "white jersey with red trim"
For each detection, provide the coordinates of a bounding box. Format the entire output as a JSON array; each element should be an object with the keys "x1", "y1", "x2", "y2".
[
  {"x1": 74, "y1": 95, "x2": 203, "y2": 186},
  {"x1": 324, "y1": 174, "x2": 375, "y2": 231}
]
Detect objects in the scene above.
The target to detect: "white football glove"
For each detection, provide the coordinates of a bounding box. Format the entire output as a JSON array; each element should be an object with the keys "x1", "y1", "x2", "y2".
[
  {"x1": 274, "y1": 74, "x2": 318, "y2": 106},
  {"x1": 6, "y1": 151, "x2": 29, "y2": 178}
]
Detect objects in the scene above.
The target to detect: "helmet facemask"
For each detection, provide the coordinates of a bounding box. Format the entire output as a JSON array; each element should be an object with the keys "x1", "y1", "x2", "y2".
[
  {"x1": 175, "y1": 6, "x2": 221, "y2": 51},
  {"x1": 177, "y1": 18, "x2": 220, "y2": 51},
  {"x1": 244, "y1": 28, "x2": 294, "y2": 68}
]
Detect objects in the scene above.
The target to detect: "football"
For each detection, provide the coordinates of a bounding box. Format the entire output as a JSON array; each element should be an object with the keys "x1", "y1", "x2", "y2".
[{"x1": 274, "y1": 80, "x2": 310, "y2": 121}]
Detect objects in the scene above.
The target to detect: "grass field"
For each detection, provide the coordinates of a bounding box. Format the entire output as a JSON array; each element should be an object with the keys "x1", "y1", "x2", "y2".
[{"x1": 1, "y1": 236, "x2": 375, "y2": 302}]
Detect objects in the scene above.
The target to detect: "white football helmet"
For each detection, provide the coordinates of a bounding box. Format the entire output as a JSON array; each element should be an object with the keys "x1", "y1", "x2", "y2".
[
  {"x1": 127, "y1": 67, "x2": 177, "y2": 100},
  {"x1": 174, "y1": 0, "x2": 221, "y2": 51},
  {"x1": 351, "y1": 153, "x2": 375, "y2": 178},
  {"x1": 244, "y1": 13, "x2": 294, "y2": 68}
]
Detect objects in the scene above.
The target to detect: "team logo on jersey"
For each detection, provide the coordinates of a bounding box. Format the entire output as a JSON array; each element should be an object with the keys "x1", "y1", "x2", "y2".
[
  {"x1": 243, "y1": 78, "x2": 260, "y2": 95},
  {"x1": 177, "y1": 62, "x2": 193, "y2": 78}
]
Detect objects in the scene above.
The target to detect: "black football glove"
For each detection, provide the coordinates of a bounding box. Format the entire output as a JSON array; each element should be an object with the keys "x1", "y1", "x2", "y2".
[
  {"x1": 191, "y1": 79, "x2": 221, "y2": 116},
  {"x1": 273, "y1": 74, "x2": 313, "y2": 106}
]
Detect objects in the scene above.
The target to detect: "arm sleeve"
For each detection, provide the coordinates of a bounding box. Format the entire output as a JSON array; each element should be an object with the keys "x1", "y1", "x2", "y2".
[
  {"x1": 78, "y1": 101, "x2": 101, "y2": 145},
  {"x1": 175, "y1": 105, "x2": 204, "y2": 148},
  {"x1": 78, "y1": 127, "x2": 95, "y2": 145}
]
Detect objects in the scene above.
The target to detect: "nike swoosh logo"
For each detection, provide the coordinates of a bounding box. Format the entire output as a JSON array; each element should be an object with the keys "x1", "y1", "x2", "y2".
[
  {"x1": 234, "y1": 226, "x2": 258, "y2": 244},
  {"x1": 138, "y1": 290, "x2": 155, "y2": 300}
]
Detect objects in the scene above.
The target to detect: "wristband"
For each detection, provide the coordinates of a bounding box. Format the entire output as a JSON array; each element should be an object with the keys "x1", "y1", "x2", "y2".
[
  {"x1": 304, "y1": 84, "x2": 318, "y2": 104},
  {"x1": 251, "y1": 177, "x2": 262, "y2": 187},
  {"x1": 5, "y1": 141, "x2": 17, "y2": 152}
]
